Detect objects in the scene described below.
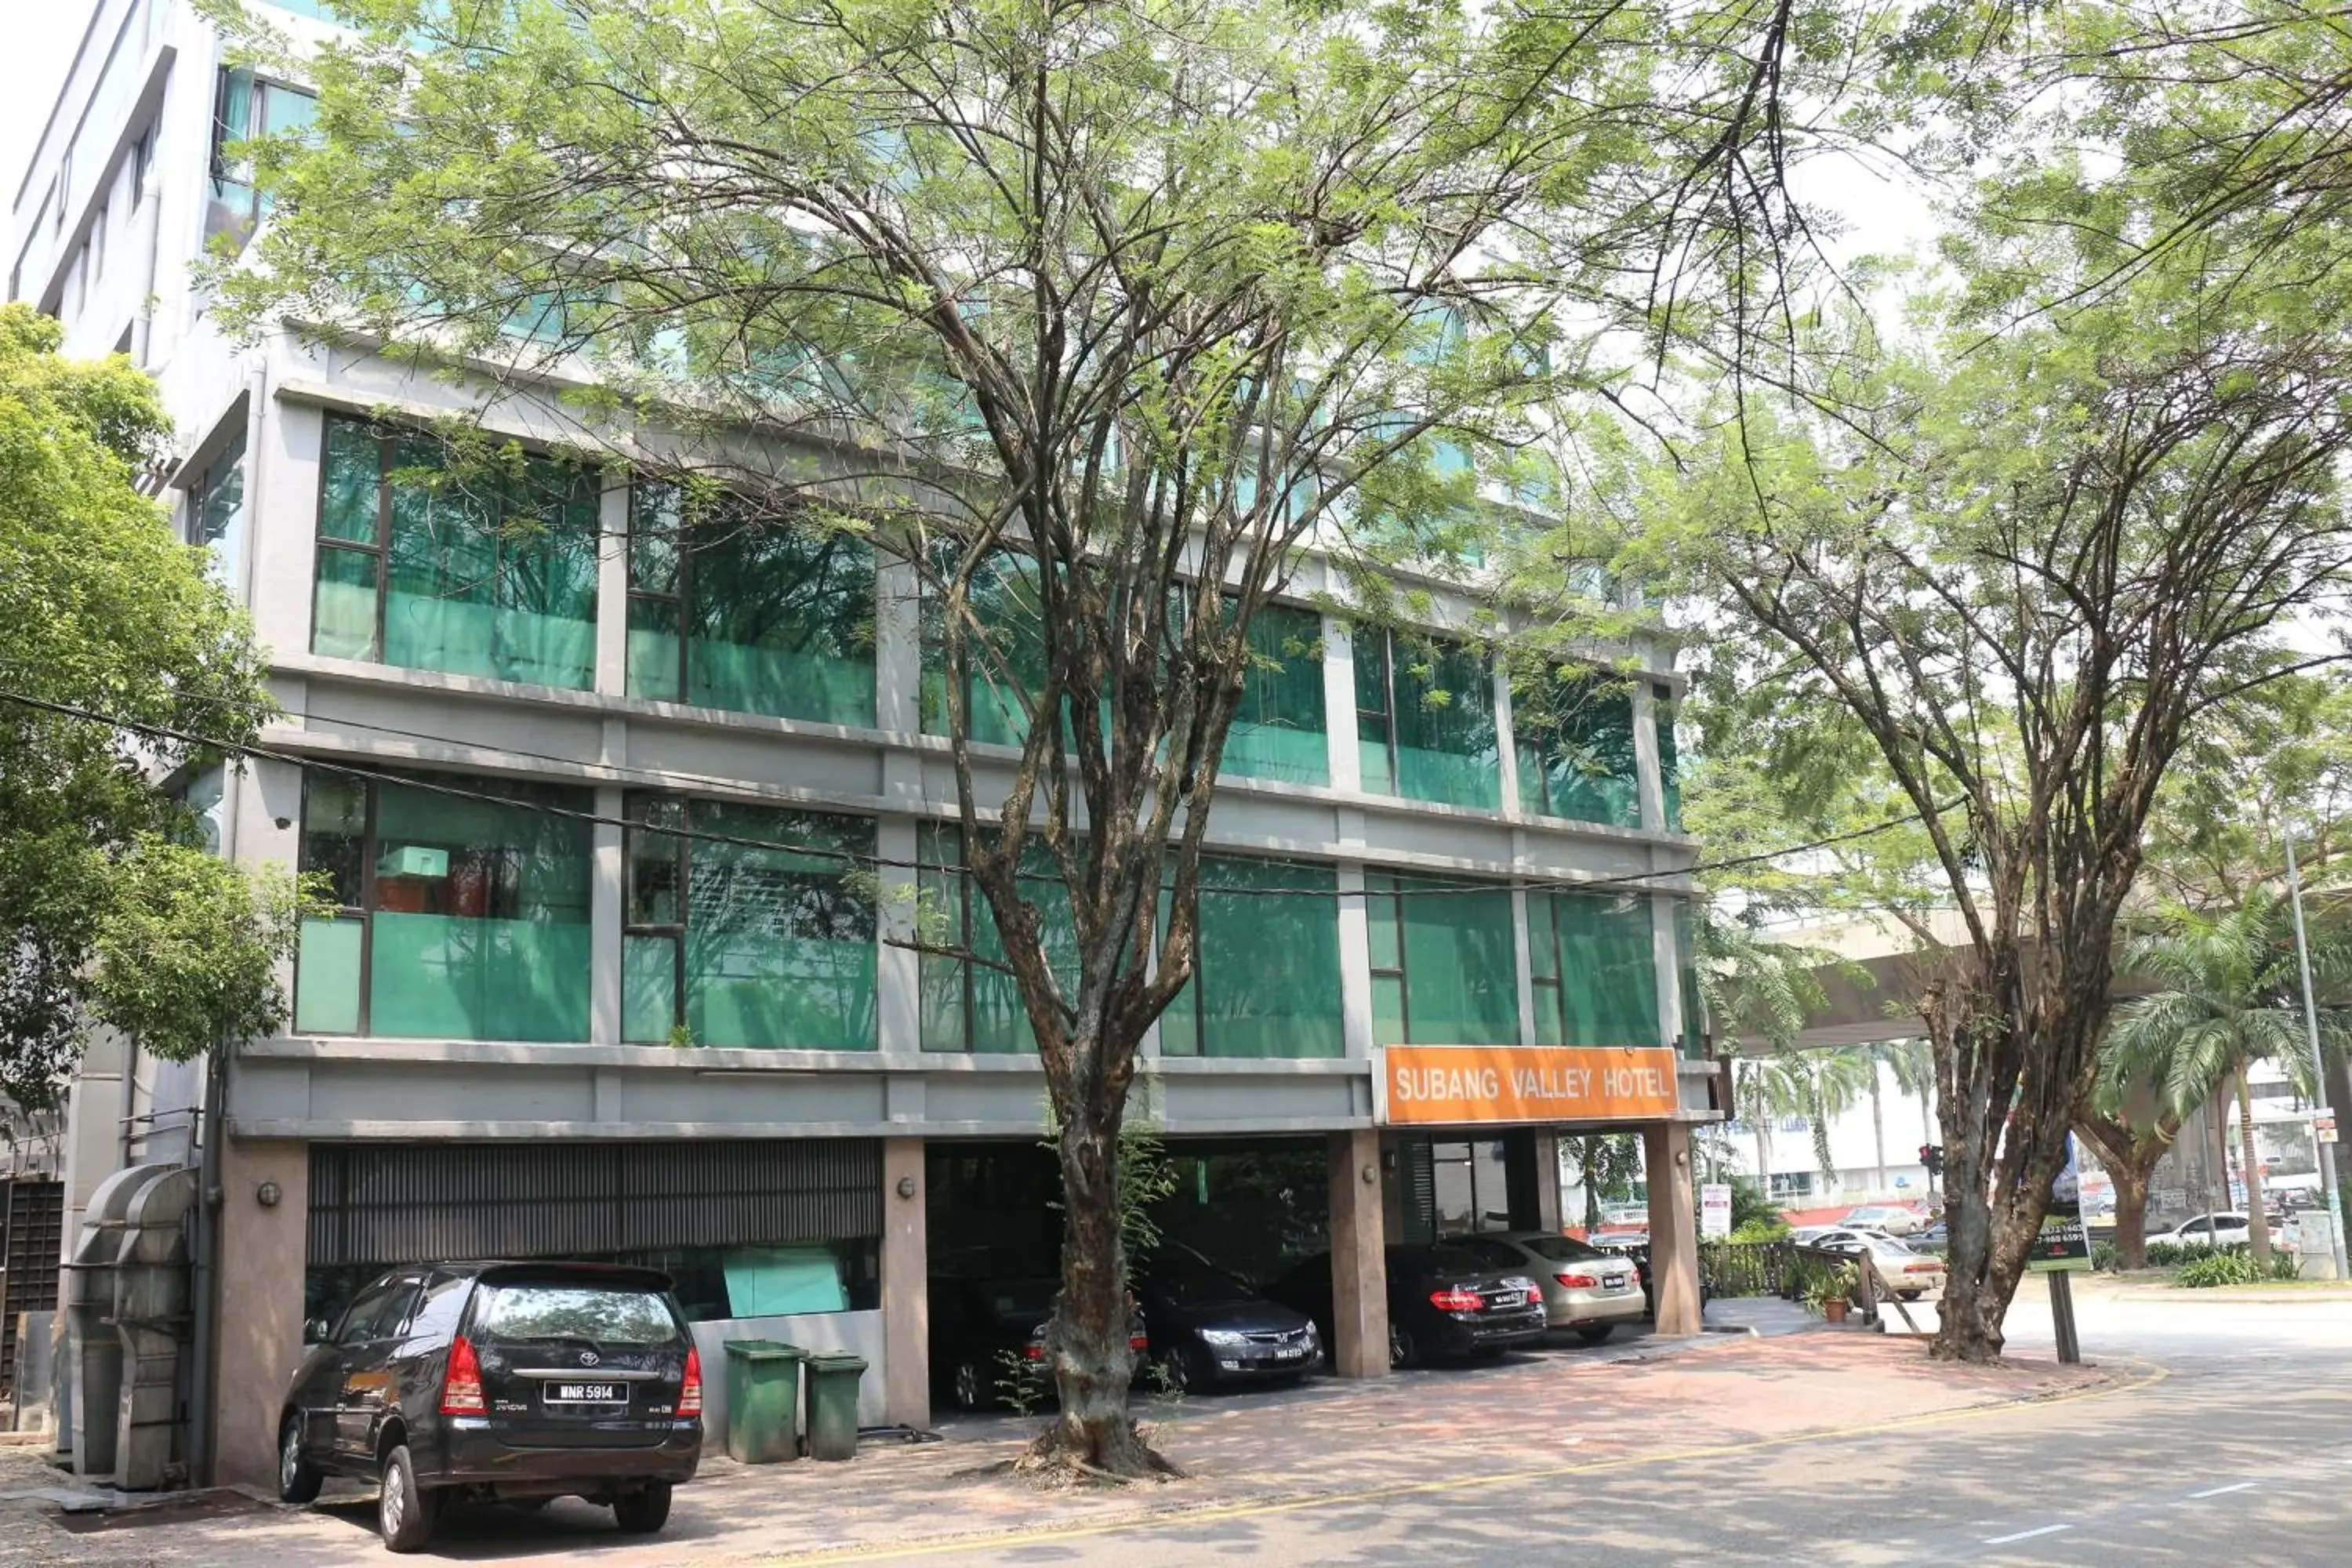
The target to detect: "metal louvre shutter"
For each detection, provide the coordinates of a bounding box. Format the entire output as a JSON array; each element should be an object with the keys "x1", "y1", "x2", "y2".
[{"x1": 307, "y1": 1141, "x2": 882, "y2": 1267}]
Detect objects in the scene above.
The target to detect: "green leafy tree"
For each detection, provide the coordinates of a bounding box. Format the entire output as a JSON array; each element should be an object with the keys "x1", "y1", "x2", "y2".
[
  {"x1": 1562, "y1": 1132, "x2": 1643, "y2": 1231},
  {"x1": 0, "y1": 304, "x2": 309, "y2": 1107},
  {"x1": 1576, "y1": 165, "x2": 2352, "y2": 1357},
  {"x1": 204, "y1": 0, "x2": 1949, "y2": 1471},
  {"x1": 2103, "y1": 895, "x2": 2352, "y2": 1267}
]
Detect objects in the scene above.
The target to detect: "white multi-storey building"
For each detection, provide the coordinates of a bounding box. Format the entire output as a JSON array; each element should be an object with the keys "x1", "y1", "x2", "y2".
[{"x1": 10, "y1": 0, "x2": 1718, "y2": 1490}]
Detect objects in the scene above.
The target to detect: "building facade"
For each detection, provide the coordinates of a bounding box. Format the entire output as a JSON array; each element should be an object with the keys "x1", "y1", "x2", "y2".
[{"x1": 11, "y1": 0, "x2": 1718, "y2": 1488}]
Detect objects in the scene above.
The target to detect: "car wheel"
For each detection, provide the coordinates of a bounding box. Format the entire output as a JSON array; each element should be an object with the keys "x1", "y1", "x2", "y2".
[
  {"x1": 1575, "y1": 1325, "x2": 1614, "y2": 1347},
  {"x1": 613, "y1": 1483, "x2": 673, "y2": 1534},
  {"x1": 278, "y1": 1415, "x2": 321, "y2": 1505},
  {"x1": 1388, "y1": 1322, "x2": 1420, "y2": 1370},
  {"x1": 1163, "y1": 1345, "x2": 1210, "y2": 1395},
  {"x1": 952, "y1": 1358, "x2": 993, "y2": 1412},
  {"x1": 377, "y1": 1443, "x2": 439, "y2": 1554},
  {"x1": 1899, "y1": 1291, "x2": 1924, "y2": 1302}
]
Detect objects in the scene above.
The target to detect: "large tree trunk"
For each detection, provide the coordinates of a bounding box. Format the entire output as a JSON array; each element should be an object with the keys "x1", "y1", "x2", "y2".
[
  {"x1": 1027, "y1": 1087, "x2": 1173, "y2": 1479},
  {"x1": 2109, "y1": 1161, "x2": 2151, "y2": 1269},
  {"x1": 2236, "y1": 1064, "x2": 2271, "y2": 1268},
  {"x1": 1922, "y1": 966, "x2": 2085, "y2": 1366}
]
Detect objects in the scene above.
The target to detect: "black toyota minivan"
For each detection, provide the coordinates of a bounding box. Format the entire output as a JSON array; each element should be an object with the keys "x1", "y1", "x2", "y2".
[{"x1": 278, "y1": 1261, "x2": 702, "y2": 1552}]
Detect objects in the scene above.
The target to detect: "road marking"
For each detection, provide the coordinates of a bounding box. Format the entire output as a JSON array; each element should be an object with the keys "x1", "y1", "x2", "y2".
[
  {"x1": 756, "y1": 1358, "x2": 2172, "y2": 1564},
  {"x1": 2189, "y1": 1480, "x2": 2257, "y2": 1498},
  {"x1": 1983, "y1": 1524, "x2": 2070, "y2": 1545}
]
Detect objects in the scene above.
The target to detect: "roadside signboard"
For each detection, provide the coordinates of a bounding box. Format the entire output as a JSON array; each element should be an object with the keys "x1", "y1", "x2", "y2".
[
  {"x1": 2318, "y1": 1114, "x2": 2339, "y2": 1146},
  {"x1": 1700, "y1": 1183, "x2": 1732, "y2": 1240},
  {"x1": 2027, "y1": 1133, "x2": 2092, "y2": 1272}
]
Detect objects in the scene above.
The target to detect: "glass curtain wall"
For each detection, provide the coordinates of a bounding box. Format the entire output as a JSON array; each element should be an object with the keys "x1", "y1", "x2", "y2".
[
  {"x1": 1354, "y1": 630, "x2": 1501, "y2": 809},
  {"x1": 919, "y1": 552, "x2": 1051, "y2": 747},
  {"x1": 1158, "y1": 856, "x2": 1345, "y2": 1058},
  {"x1": 1219, "y1": 604, "x2": 1330, "y2": 786},
  {"x1": 916, "y1": 824, "x2": 1080, "y2": 1053},
  {"x1": 623, "y1": 798, "x2": 877, "y2": 1050},
  {"x1": 1529, "y1": 889, "x2": 1661, "y2": 1047},
  {"x1": 310, "y1": 416, "x2": 600, "y2": 689},
  {"x1": 626, "y1": 483, "x2": 877, "y2": 725},
  {"x1": 294, "y1": 771, "x2": 593, "y2": 1040},
  {"x1": 1363, "y1": 870, "x2": 1519, "y2": 1045},
  {"x1": 1513, "y1": 667, "x2": 1639, "y2": 827}
]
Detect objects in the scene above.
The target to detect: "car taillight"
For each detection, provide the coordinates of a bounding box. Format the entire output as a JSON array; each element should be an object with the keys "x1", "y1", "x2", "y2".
[
  {"x1": 679, "y1": 1347, "x2": 703, "y2": 1417},
  {"x1": 1905, "y1": 1263, "x2": 1938, "y2": 1274},
  {"x1": 1129, "y1": 1334, "x2": 1149, "y2": 1351},
  {"x1": 441, "y1": 1334, "x2": 485, "y2": 1415},
  {"x1": 1023, "y1": 1343, "x2": 1047, "y2": 1361},
  {"x1": 1555, "y1": 1273, "x2": 1600, "y2": 1289},
  {"x1": 1429, "y1": 1288, "x2": 1483, "y2": 1312}
]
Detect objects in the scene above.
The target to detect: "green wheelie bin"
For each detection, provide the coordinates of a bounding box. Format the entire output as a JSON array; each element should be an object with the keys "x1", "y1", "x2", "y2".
[
  {"x1": 802, "y1": 1350, "x2": 869, "y2": 1461},
  {"x1": 721, "y1": 1340, "x2": 806, "y2": 1464}
]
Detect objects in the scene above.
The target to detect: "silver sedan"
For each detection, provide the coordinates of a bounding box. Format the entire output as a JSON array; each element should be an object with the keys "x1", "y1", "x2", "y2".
[{"x1": 1457, "y1": 1232, "x2": 1648, "y2": 1345}]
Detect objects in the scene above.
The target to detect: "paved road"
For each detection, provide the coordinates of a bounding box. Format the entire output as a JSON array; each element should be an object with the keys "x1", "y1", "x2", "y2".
[{"x1": 846, "y1": 1288, "x2": 2352, "y2": 1566}]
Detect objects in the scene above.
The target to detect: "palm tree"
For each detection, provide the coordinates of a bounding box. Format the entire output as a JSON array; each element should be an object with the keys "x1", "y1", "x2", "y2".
[
  {"x1": 2104, "y1": 894, "x2": 2352, "y2": 1268},
  {"x1": 1560, "y1": 1132, "x2": 1643, "y2": 1230},
  {"x1": 1733, "y1": 1049, "x2": 1871, "y2": 1200},
  {"x1": 1847, "y1": 1040, "x2": 1933, "y2": 1196}
]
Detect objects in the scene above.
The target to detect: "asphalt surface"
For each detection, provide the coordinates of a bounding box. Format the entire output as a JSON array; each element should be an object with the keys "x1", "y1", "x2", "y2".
[{"x1": 862, "y1": 1288, "x2": 2352, "y2": 1566}]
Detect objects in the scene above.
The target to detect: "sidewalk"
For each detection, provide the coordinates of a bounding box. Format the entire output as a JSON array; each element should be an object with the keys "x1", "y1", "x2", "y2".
[{"x1": 0, "y1": 1330, "x2": 2118, "y2": 1568}]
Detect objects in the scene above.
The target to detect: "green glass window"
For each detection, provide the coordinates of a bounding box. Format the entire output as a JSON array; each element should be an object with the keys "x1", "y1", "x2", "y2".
[
  {"x1": 1363, "y1": 870, "x2": 1518, "y2": 1046},
  {"x1": 293, "y1": 769, "x2": 593, "y2": 1041},
  {"x1": 1675, "y1": 900, "x2": 1704, "y2": 1058},
  {"x1": 310, "y1": 416, "x2": 599, "y2": 690},
  {"x1": 1220, "y1": 605, "x2": 1330, "y2": 786},
  {"x1": 1159, "y1": 856, "x2": 1344, "y2": 1058},
  {"x1": 917, "y1": 824, "x2": 1080, "y2": 1054},
  {"x1": 1531, "y1": 889, "x2": 1660, "y2": 1048},
  {"x1": 919, "y1": 553, "x2": 1051, "y2": 748},
  {"x1": 623, "y1": 798, "x2": 877, "y2": 1050},
  {"x1": 1512, "y1": 668, "x2": 1639, "y2": 827},
  {"x1": 1655, "y1": 683, "x2": 1682, "y2": 832},
  {"x1": 1354, "y1": 630, "x2": 1500, "y2": 810},
  {"x1": 205, "y1": 67, "x2": 316, "y2": 254},
  {"x1": 626, "y1": 484, "x2": 877, "y2": 726}
]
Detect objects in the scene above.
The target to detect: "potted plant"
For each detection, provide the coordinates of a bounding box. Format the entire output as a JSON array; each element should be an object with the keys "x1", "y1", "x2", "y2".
[{"x1": 1802, "y1": 1261, "x2": 1860, "y2": 1323}]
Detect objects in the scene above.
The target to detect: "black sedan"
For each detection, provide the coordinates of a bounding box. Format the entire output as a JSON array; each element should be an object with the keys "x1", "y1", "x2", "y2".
[
  {"x1": 1134, "y1": 1254, "x2": 1321, "y2": 1392},
  {"x1": 927, "y1": 1276, "x2": 1150, "y2": 1411},
  {"x1": 1269, "y1": 1243, "x2": 1547, "y2": 1369}
]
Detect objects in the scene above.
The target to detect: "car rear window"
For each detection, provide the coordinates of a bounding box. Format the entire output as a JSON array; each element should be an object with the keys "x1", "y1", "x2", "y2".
[
  {"x1": 471, "y1": 1283, "x2": 681, "y2": 1345},
  {"x1": 1521, "y1": 1236, "x2": 1606, "y2": 1263}
]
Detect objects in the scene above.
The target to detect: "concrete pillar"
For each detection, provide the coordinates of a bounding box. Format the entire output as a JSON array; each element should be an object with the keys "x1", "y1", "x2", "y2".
[
  {"x1": 590, "y1": 784, "x2": 624, "y2": 1045},
  {"x1": 209, "y1": 1138, "x2": 308, "y2": 1489},
  {"x1": 879, "y1": 1137, "x2": 929, "y2": 1428},
  {"x1": 1326, "y1": 1128, "x2": 1388, "y2": 1378},
  {"x1": 1532, "y1": 1131, "x2": 1563, "y2": 1232},
  {"x1": 1632, "y1": 682, "x2": 1664, "y2": 833},
  {"x1": 1643, "y1": 1122, "x2": 1702, "y2": 1337}
]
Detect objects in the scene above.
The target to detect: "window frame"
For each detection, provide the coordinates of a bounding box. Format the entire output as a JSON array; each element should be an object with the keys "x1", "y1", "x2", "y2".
[
  {"x1": 206, "y1": 66, "x2": 315, "y2": 253},
  {"x1": 620, "y1": 793, "x2": 880, "y2": 1049},
  {"x1": 310, "y1": 415, "x2": 601, "y2": 685}
]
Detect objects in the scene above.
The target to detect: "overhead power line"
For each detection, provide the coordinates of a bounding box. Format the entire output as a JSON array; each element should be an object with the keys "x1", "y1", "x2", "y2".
[{"x1": 0, "y1": 685, "x2": 1950, "y2": 901}]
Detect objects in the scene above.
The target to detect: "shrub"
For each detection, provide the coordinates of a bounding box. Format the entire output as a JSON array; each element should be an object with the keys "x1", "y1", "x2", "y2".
[
  {"x1": 2143, "y1": 1240, "x2": 2190, "y2": 1269},
  {"x1": 2092, "y1": 1242, "x2": 2118, "y2": 1272},
  {"x1": 2175, "y1": 1250, "x2": 2266, "y2": 1288},
  {"x1": 1729, "y1": 1217, "x2": 1791, "y2": 1244}
]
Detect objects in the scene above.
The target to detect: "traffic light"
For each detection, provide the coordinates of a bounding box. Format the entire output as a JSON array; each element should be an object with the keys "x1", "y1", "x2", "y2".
[{"x1": 1918, "y1": 1144, "x2": 1946, "y2": 1177}]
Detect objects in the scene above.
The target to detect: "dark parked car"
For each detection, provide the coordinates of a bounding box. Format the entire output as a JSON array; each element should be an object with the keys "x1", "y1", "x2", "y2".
[
  {"x1": 1269, "y1": 1244, "x2": 1547, "y2": 1368},
  {"x1": 1134, "y1": 1254, "x2": 1321, "y2": 1391},
  {"x1": 928, "y1": 1276, "x2": 1150, "y2": 1411},
  {"x1": 279, "y1": 1261, "x2": 700, "y2": 1552}
]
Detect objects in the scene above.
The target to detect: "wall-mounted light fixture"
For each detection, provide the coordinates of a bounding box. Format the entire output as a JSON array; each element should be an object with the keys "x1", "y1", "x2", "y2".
[
  {"x1": 1361, "y1": 1164, "x2": 1378, "y2": 1185},
  {"x1": 895, "y1": 1174, "x2": 918, "y2": 1200},
  {"x1": 255, "y1": 1180, "x2": 282, "y2": 1208}
]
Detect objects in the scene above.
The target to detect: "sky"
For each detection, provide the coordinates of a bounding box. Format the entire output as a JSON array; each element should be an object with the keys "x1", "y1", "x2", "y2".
[{"x1": 4, "y1": 9, "x2": 93, "y2": 222}]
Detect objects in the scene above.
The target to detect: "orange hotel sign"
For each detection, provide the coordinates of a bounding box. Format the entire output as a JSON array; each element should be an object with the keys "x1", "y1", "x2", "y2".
[{"x1": 1380, "y1": 1044, "x2": 1681, "y2": 1126}]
